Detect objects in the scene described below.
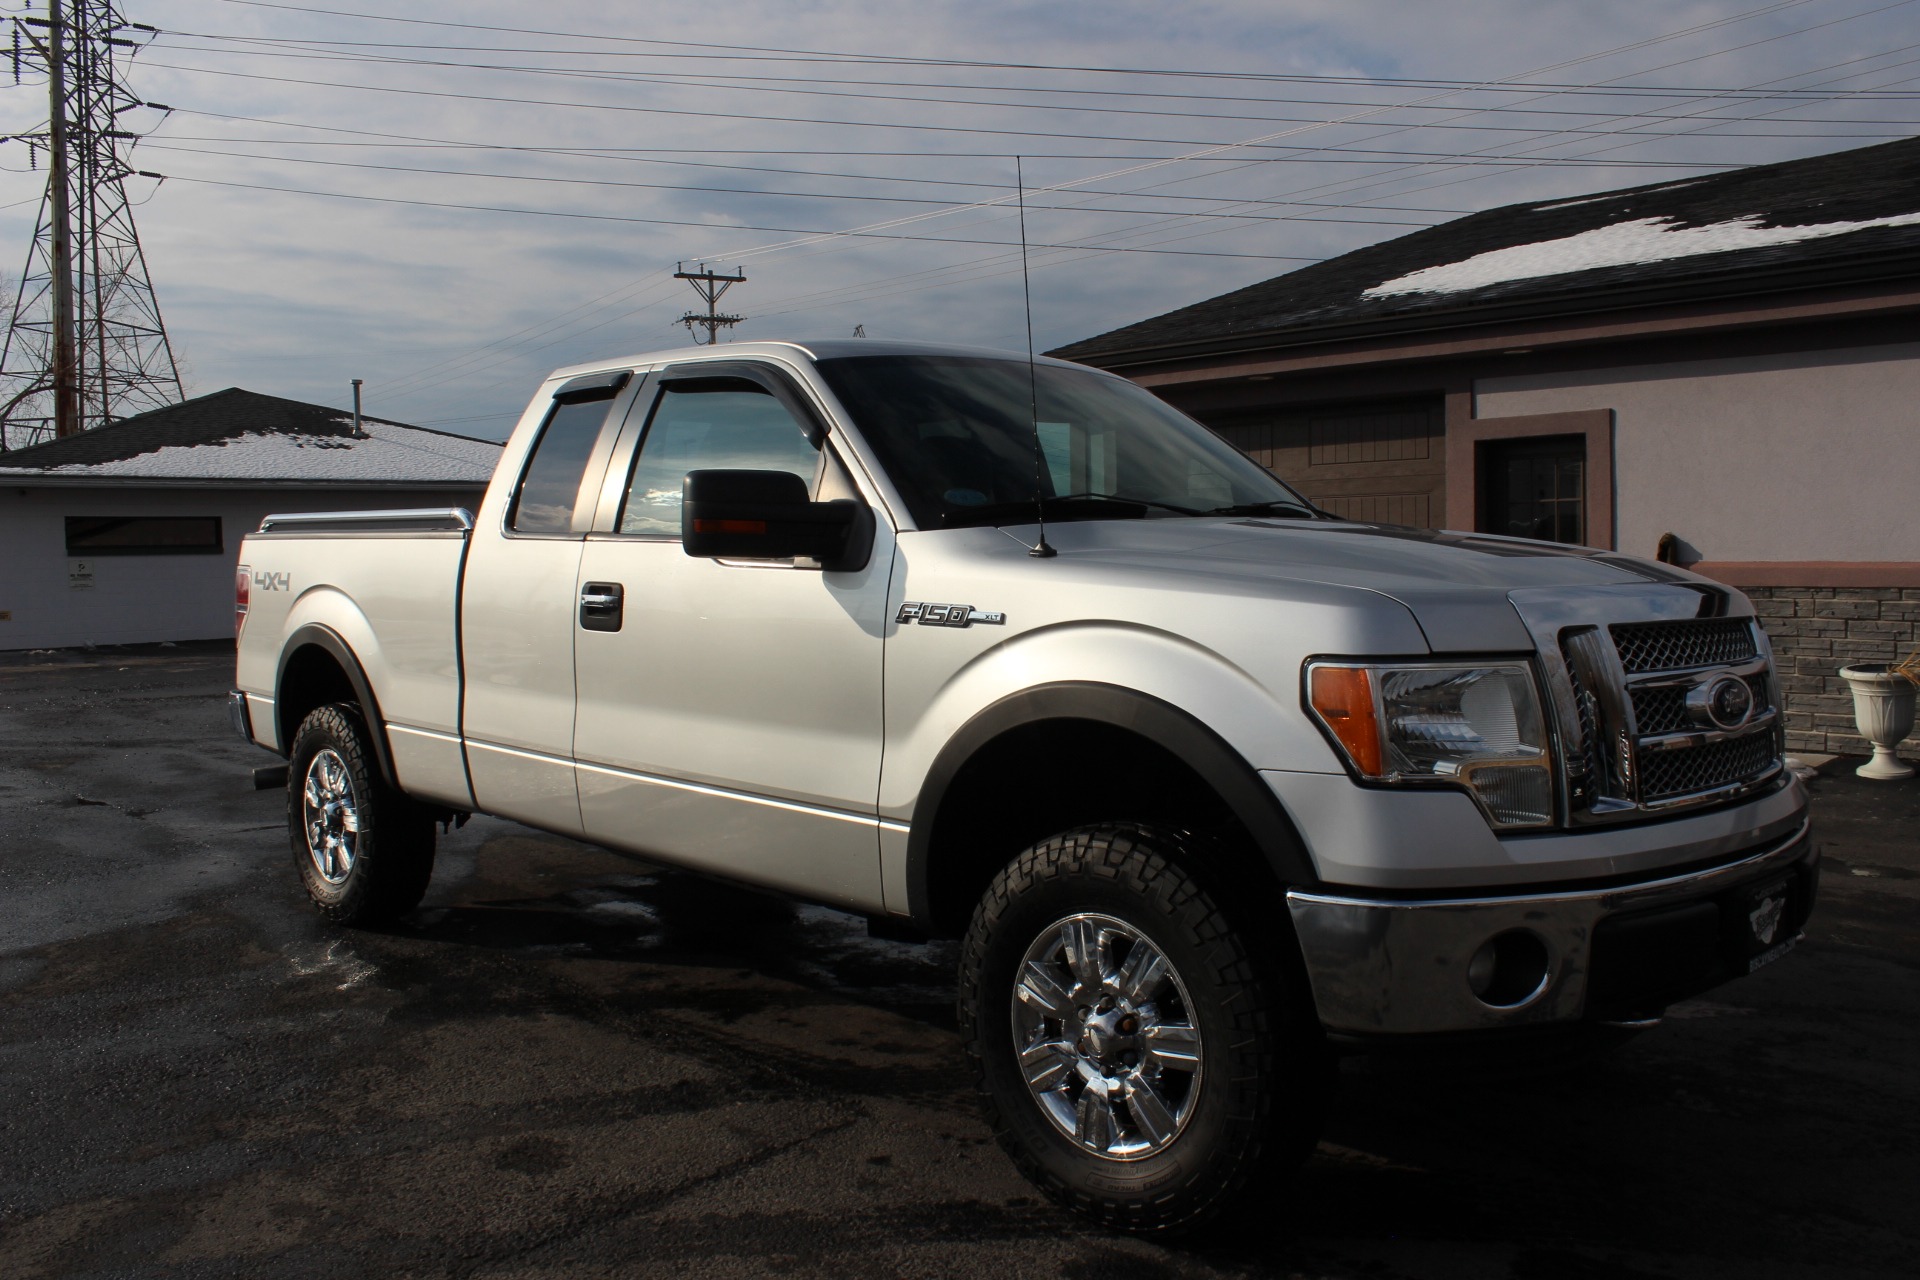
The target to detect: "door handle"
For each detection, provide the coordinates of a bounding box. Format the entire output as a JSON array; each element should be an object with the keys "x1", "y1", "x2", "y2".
[{"x1": 579, "y1": 582, "x2": 624, "y2": 632}]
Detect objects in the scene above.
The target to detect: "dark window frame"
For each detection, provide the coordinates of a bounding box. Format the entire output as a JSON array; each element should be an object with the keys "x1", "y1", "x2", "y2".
[
  {"x1": 64, "y1": 515, "x2": 224, "y2": 556},
  {"x1": 1477, "y1": 432, "x2": 1588, "y2": 546}
]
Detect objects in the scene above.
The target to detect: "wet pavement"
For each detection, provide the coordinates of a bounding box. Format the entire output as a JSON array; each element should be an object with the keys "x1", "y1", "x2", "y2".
[{"x1": 1, "y1": 644, "x2": 1916, "y2": 1279}]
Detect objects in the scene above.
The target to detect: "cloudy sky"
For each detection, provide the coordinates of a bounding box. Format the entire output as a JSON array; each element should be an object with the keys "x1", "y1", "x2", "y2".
[{"x1": 3, "y1": 0, "x2": 1917, "y2": 439}]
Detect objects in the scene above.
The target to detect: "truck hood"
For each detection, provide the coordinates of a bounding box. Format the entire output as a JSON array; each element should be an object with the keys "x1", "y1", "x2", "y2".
[{"x1": 997, "y1": 516, "x2": 1716, "y2": 652}]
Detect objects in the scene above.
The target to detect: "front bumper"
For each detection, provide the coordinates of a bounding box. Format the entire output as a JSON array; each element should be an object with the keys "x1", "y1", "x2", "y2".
[{"x1": 1286, "y1": 818, "x2": 1816, "y2": 1037}]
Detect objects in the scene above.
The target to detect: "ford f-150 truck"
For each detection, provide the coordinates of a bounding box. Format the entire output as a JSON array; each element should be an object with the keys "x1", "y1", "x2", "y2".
[{"x1": 230, "y1": 338, "x2": 1813, "y2": 1232}]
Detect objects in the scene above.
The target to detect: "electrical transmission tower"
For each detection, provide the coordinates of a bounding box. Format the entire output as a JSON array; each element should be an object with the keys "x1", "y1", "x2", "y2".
[
  {"x1": 0, "y1": 1, "x2": 181, "y2": 450},
  {"x1": 675, "y1": 262, "x2": 745, "y2": 345}
]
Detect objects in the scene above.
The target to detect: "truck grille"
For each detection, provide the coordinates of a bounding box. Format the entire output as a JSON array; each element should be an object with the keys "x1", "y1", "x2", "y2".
[
  {"x1": 1628, "y1": 674, "x2": 1771, "y2": 736},
  {"x1": 1609, "y1": 618, "x2": 1756, "y2": 674},
  {"x1": 1640, "y1": 733, "x2": 1780, "y2": 801},
  {"x1": 1559, "y1": 616, "x2": 1781, "y2": 820}
]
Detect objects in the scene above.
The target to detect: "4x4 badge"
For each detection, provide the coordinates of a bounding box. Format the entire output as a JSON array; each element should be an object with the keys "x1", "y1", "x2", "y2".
[{"x1": 897, "y1": 601, "x2": 1006, "y2": 628}]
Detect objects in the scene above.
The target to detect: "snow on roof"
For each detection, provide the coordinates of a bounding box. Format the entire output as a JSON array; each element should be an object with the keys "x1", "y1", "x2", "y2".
[
  {"x1": 1363, "y1": 211, "x2": 1920, "y2": 298},
  {"x1": 0, "y1": 387, "x2": 499, "y2": 484},
  {"x1": 1052, "y1": 134, "x2": 1920, "y2": 365}
]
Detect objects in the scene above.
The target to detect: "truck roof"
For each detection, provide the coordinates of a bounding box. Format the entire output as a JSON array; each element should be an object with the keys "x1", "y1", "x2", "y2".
[{"x1": 542, "y1": 338, "x2": 1096, "y2": 382}]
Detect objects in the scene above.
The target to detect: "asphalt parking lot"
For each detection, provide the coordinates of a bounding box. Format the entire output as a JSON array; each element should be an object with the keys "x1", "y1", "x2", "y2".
[{"x1": 2, "y1": 644, "x2": 1917, "y2": 1279}]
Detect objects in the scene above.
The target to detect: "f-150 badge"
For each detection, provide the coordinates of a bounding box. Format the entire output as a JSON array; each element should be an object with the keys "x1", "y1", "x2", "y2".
[{"x1": 897, "y1": 601, "x2": 1006, "y2": 628}]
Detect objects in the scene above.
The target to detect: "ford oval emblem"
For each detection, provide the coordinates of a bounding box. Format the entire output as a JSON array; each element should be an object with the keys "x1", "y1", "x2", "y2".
[{"x1": 1685, "y1": 671, "x2": 1755, "y2": 732}]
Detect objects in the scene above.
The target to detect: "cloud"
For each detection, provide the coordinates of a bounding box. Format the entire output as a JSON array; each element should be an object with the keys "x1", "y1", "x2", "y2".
[{"x1": 1, "y1": 0, "x2": 1913, "y2": 438}]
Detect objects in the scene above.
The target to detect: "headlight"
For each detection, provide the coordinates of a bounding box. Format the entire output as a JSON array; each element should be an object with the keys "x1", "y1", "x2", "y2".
[{"x1": 1307, "y1": 662, "x2": 1554, "y2": 829}]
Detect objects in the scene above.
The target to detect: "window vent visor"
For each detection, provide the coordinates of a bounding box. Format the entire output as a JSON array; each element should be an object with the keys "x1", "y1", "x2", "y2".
[{"x1": 552, "y1": 369, "x2": 631, "y2": 403}]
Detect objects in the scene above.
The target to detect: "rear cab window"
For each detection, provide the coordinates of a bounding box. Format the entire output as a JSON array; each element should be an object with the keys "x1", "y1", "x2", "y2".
[{"x1": 509, "y1": 373, "x2": 632, "y2": 535}]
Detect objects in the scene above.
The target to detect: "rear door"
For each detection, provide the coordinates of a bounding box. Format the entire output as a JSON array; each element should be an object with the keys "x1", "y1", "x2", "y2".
[
  {"x1": 460, "y1": 370, "x2": 636, "y2": 834},
  {"x1": 570, "y1": 361, "x2": 893, "y2": 912}
]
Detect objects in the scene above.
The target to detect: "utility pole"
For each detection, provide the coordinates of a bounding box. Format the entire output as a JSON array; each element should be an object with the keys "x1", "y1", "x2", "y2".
[
  {"x1": 674, "y1": 262, "x2": 745, "y2": 345},
  {"x1": 0, "y1": 1, "x2": 183, "y2": 449}
]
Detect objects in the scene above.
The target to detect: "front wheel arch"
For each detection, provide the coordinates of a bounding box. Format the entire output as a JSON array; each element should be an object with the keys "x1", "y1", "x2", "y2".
[{"x1": 905, "y1": 682, "x2": 1319, "y2": 936}]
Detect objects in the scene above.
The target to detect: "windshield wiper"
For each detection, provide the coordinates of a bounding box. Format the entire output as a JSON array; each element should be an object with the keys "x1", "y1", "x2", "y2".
[
  {"x1": 1206, "y1": 499, "x2": 1320, "y2": 518},
  {"x1": 944, "y1": 493, "x2": 1206, "y2": 527},
  {"x1": 1045, "y1": 491, "x2": 1206, "y2": 517}
]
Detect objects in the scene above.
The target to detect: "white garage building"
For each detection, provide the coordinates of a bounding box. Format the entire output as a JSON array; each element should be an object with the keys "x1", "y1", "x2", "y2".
[{"x1": 0, "y1": 388, "x2": 499, "y2": 651}]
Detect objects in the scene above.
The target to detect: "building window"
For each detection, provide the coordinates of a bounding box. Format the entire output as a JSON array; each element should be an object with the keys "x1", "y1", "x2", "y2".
[
  {"x1": 1479, "y1": 434, "x2": 1586, "y2": 544},
  {"x1": 64, "y1": 515, "x2": 224, "y2": 555}
]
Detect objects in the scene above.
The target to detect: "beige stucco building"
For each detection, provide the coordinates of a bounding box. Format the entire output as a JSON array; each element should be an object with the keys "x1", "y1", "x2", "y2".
[{"x1": 1053, "y1": 137, "x2": 1920, "y2": 754}]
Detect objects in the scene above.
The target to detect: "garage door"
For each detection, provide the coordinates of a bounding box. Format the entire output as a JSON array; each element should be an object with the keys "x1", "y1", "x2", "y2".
[{"x1": 1207, "y1": 399, "x2": 1446, "y2": 528}]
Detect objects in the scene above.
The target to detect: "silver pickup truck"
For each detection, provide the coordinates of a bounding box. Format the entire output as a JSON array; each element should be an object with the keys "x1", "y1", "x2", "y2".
[{"x1": 231, "y1": 338, "x2": 1813, "y2": 1232}]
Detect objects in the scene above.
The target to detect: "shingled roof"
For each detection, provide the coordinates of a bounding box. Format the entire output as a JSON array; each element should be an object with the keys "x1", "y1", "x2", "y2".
[
  {"x1": 0, "y1": 387, "x2": 499, "y2": 484},
  {"x1": 1051, "y1": 134, "x2": 1920, "y2": 366}
]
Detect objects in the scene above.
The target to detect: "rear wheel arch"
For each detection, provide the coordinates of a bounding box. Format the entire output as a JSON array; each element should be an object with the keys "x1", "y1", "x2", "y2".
[
  {"x1": 274, "y1": 624, "x2": 399, "y2": 791},
  {"x1": 905, "y1": 682, "x2": 1319, "y2": 939}
]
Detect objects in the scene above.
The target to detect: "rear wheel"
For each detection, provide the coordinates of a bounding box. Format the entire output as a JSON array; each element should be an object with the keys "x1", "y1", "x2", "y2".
[
  {"x1": 287, "y1": 703, "x2": 435, "y2": 925},
  {"x1": 958, "y1": 824, "x2": 1328, "y2": 1233}
]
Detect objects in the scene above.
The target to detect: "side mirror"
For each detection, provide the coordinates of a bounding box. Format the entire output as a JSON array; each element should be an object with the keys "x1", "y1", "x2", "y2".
[{"x1": 681, "y1": 469, "x2": 870, "y2": 570}]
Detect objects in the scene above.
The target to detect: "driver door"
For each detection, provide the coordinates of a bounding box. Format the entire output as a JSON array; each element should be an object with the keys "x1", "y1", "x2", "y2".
[{"x1": 570, "y1": 362, "x2": 894, "y2": 912}]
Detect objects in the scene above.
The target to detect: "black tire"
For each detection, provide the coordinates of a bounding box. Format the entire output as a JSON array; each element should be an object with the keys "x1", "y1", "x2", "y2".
[
  {"x1": 958, "y1": 824, "x2": 1328, "y2": 1233},
  {"x1": 286, "y1": 703, "x2": 436, "y2": 925}
]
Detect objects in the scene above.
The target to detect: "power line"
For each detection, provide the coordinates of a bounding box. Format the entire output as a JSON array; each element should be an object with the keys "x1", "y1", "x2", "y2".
[
  {"x1": 148, "y1": 123, "x2": 1482, "y2": 211},
  {"x1": 153, "y1": 28, "x2": 1920, "y2": 100},
  {"x1": 133, "y1": 142, "x2": 1449, "y2": 226},
  {"x1": 153, "y1": 173, "x2": 1327, "y2": 260},
  {"x1": 192, "y1": 0, "x2": 1824, "y2": 92},
  {"x1": 138, "y1": 55, "x2": 1910, "y2": 153},
  {"x1": 141, "y1": 35, "x2": 1920, "y2": 135},
  {"x1": 126, "y1": 0, "x2": 1914, "y2": 415}
]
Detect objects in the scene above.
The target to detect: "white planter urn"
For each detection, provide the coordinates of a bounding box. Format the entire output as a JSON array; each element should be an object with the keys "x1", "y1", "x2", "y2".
[{"x1": 1839, "y1": 664, "x2": 1917, "y2": 780}]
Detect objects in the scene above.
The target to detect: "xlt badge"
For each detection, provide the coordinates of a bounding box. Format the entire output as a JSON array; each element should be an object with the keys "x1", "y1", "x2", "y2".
[{"x1": 897, "y1": 601, "x2": 1006, "y2": 628}]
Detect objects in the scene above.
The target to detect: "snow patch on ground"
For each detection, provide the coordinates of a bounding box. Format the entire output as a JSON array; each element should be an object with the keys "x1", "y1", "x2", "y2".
[{"x1": 1364, "y1": 211, "x2": 1920, "y2": 297}]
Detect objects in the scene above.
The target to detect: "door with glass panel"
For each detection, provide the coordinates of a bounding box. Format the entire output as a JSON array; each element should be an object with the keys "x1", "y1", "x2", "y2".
[
  {"x1": 461, "y1": 371, "x2": 632, "y2": 834},
  {"x1": 571, "y1": 363, "x2": 892, "y2": 912}
]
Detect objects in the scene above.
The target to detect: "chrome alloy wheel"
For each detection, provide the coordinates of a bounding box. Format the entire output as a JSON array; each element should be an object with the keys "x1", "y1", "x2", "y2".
[
  {"x1": 301, "y1": 747, "x2": 361, "y2": 885},
  {"x1": 1010, "y1": 912, "x2": 1204, "y2": 1160}
]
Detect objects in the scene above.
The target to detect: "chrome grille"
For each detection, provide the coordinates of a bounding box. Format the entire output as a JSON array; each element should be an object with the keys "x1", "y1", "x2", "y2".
[
  {"x1": 1609, "y1": 618, "x2": 1756, "y2": 674},
  {"x1": 1641, "y1": 733, "x2": 1780, "y2": 800},
  {"x1": 1628, "y1": 673, "x2": 1771, "y2": 737},
  {"x1": 1563, "y1": 649, "x2": 1601, "y2": 801},
  {"x1": 1554, "y1": 615, "x2": 1779, "y2": 820}
]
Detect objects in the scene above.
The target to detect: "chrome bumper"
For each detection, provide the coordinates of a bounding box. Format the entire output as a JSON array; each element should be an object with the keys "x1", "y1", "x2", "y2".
[
  {"x1": 227, "y1": 689, "x2": 254, "y2": 744},
  {"x1": 1286, "y1": 818, "x2": 1815, "y2": 1037}
]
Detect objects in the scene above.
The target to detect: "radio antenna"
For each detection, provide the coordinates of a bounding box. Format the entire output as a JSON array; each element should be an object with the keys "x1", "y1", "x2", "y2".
[{"x1": 1016, "y1": 156, "x2": 1056, "y2": 559}]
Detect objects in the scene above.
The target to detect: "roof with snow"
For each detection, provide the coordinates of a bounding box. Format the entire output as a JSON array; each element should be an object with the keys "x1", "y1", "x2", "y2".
[
  {"x1": 1052, "y1": 134, "x2": 1920, "y2": 366},
  {"x1": 0, "y1": 387, "x2": 499, "y2": 484}
]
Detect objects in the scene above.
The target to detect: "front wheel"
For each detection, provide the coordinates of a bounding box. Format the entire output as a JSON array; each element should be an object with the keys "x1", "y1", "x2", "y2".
[
  {"x1": 287, "y1": 703, "x2": 435, "y2": 925},
  {"x1": 958, "y1": 824, "x2": 1328, "y2": 1233}
]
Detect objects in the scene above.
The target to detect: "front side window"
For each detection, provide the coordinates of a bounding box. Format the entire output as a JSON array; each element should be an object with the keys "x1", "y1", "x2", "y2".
[
  {"x1": 509, "y1": 396, "x2": 619, "y2": 534},
  {"x1": 619, "y1": 380, "x2": 821, "y2": 536},
  {"x1": 814, "y1": 355, "x2": 1313, "y2": 529}
]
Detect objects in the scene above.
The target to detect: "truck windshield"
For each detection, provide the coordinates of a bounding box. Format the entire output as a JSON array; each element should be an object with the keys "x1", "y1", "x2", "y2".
[{"x1": 813, "y1": 354, "x2": 1316, "y2": 530}]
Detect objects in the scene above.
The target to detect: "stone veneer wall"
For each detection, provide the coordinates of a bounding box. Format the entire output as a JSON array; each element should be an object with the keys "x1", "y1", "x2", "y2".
[{"x1": 1745, "y1": 586, "x2": 1920, "y2": 756}]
